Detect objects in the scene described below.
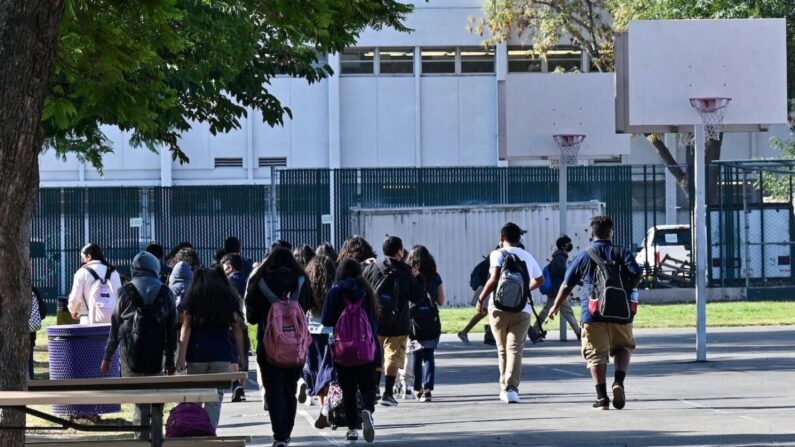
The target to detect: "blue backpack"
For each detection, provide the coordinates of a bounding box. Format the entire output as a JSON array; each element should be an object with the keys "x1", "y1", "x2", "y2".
[{"x1": 538, "y1": 264, "x2": 553, "y2": 295}]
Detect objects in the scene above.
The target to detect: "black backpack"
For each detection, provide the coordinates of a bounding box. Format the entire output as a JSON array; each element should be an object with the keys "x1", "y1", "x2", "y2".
[
  {"x1": 409, "y1": 294, "x2": 441, "y2": 342},
  {"x1": 373, "y1": 265, "x2": 401, "y2": 333},
  {"x1": 469, "y1": 257, "x2": 490, "y2": 291},
  {"x1": 125, "y1": 284, "x2": 170, "y2": 374},
  {"x1": 586, "y1": 247, "x2": 631, "y2": 323}
]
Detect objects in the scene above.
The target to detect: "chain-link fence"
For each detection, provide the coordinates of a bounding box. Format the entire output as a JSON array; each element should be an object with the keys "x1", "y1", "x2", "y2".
[{"x1": 709, "y1": 160, "x2": 795, "y2": 289}]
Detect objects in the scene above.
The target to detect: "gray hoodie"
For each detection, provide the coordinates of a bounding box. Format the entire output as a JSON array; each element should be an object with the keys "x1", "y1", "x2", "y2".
[
  {"x1": 168, "y1": 261, "x2": 193, "y2": 311},
  {"x1": 132, "y1": 251, "x2": 163, "y2": 305}
]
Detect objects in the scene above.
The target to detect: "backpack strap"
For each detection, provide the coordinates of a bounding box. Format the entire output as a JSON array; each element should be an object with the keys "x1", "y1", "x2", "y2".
[
  {"x1": 124, "y1": 283, "x2": 144, "y2": 308},
  {"x1": 102, "y1": 266, "x2": 113, "y2": 282},
  {"x1": 259, "y1": 276, "x2": 305, "y2": 304},
  {"x1": 84, "y1": 267, "x2": 101, "y2": 281},
  {"x1": 585, "y1": 247, "x2": 609, "y2": 274}
]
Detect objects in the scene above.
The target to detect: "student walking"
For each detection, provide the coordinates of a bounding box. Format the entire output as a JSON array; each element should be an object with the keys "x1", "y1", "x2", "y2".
[
  {"x1": 530, "y1": 236, "x2": 581, "y2": 341},
  {"x1": 176, "y1": 268, "x2": 246, "y2": 428},
  {"x1": 549, "y1": 216, "x2": 642, "y2": 410},
  {"x1": 363, "y1": 236, "x2": 425, "y2": 407},
  {"x1": 245, "y1": 247, "x2": 313, "y2": 447},
  {"x1": 68, "y1": 243, "x2": 122, "y2": 324},
  {"x1": 475, "y1": 223, "x2": 544, "y2": 403},
  {"x1": 102, "y1": 252, "x2": 177, "y2": 441},
  {"x1": 338, "y1": 236, "x2": 378, "y2": 266},
  {"x1": 406, "y1": 245, "x2": 444, "y2": 402},
  {"x1": 221, "y1": 253, "x2": 251, "y2": 402},
  {"x1": 322, "y1": 258, "x2": 379, "y2": 443},
  {"x1": 303, "y1": 256, "x2": 337, "y2": 428}
]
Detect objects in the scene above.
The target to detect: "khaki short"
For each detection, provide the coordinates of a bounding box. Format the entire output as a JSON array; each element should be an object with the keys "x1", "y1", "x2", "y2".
[
  {"x1": 581, "y1": 322, "x2": 636, "y2": 368},
  {"x1": 378, "y1": 335, "x2": 407, "y2": 370}
]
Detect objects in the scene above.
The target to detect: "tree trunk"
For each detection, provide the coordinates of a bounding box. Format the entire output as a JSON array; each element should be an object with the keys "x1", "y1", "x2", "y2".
[
  {"x1": 0, "y1": 1, "x2": 65, "y2": 445},
  {"x1": 646, "y1": 134, "x2": 723, "y2": 205}
]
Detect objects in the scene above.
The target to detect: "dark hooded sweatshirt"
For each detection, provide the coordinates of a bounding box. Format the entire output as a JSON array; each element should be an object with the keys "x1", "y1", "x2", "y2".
[
  {"x1": 244, "y1": 265, "x2": 312, "y2": 361},
  {"x1": 104, "y1": 252, "x2": 178, "y2": 368}
]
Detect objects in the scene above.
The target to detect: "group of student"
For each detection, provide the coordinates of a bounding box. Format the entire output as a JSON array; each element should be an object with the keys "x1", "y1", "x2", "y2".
[
  {"x1": 65, "y1": 233, "x2": 444, "y2": 446},
  {"x1": 60, "y1": 214, "x2": 642, "y2": 445}
]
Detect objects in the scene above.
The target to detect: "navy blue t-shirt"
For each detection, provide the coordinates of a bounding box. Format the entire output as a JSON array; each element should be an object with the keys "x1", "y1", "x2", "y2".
[
  {"x1": 563, "y1": 240, "x2": 642, "y2": 324},
  {"x1": 186, "y1": 299, "x2": 239, "y2": 363}
]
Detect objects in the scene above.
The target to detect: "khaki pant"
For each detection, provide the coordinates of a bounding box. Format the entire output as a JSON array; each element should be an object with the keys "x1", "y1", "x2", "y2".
[
  {"x1": 531, "y1": 297, "x2": 580, "y2": 337},
  {"x1": 378, "y1": 335, "x2": 407, "y2": 371},
  {"x1": 488, "y1": 308, "x2": 532, "y2": 392},
  {"x1": 581, "y1": 322, "x2": 636, "y2": 368},
  {"x1": 120, "y1": 356, "x2": 152, "y2": 442},
  {"x1": 187, "y1": 361, "x2": 229, "y2": 429}
]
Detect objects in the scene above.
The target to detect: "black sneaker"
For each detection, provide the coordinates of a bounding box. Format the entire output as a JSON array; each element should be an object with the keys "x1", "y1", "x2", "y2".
[
  {"x1": 380, "y1": 393, "x2": 398, "y2": 407},
  {"x1": 374, "y1": 389, "x2": 381, "y2": 402},
  {"x1": 346, "y1": 429, "x2": 359, "y2": 441},
  {"x1": 232, "y1": 385, "x2": 245, "y2": 402},
  {"x1": 420, "y1": 391, "x2": 432, "y2": 403},
  {"x1": 592, "y1": 397, "x2": 610, "y2": 410},
  {"x1": 612, "y1": 383, "x2": 626, "y2": 410},
  {"x1": 457, "y1": 332, "x2": 471, "y2": 345}
]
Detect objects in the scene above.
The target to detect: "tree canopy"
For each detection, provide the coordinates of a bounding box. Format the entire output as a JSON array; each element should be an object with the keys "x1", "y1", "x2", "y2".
[{"x1": 42, "y1": 0, "x2": 414, "y2": 168}]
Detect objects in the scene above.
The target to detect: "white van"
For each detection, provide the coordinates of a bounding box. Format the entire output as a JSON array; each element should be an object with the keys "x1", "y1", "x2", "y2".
[{"x1": 636, "y1": 225, "x2": 692, "y2": 275}]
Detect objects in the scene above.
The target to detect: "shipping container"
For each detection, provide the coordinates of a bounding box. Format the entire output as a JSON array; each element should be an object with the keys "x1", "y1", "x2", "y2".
[{"x1": 350, "y1": 201, "x2": 606, "y2": 306}]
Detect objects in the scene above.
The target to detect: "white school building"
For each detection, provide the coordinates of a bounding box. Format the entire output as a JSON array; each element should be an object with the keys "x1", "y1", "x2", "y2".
[{"x1": 39, "y1": 0, "x2": 788, "y2": 188}]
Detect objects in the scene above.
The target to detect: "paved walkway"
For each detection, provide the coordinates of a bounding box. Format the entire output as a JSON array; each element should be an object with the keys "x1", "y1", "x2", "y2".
[{"x1": 219, "y1": 327, "x2": 795, "y2": 446}]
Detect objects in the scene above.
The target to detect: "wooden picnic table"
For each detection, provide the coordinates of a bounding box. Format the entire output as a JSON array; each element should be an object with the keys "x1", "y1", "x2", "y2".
[{"x1": 2, "y1": 373, "x2": 247, "y2": 447}]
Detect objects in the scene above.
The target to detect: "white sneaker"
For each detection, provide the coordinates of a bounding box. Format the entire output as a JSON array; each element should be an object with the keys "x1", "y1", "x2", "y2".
[
  {"x1": 499, "y1": 391, "x2": 508, "y2": 403},
  {"x1": 506, "y1": 390, "x2": 520, "y2": 404},
  {"x1": 402, "y1": 389, "x2": 414, "y2": 400}
]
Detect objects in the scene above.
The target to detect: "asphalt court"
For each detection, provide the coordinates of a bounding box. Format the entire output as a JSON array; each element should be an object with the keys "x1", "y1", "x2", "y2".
[{"x1": 219, "y1": 326, "x2": 795, "y2": 446}]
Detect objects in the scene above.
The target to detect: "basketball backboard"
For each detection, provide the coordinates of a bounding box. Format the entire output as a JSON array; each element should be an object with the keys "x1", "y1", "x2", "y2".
[
  {"x1": 503, "y1": 73, "x2": 631, "y2": 160},
  {"x1": 616, "y1": 19, "x2": 788, "y2": 133}
]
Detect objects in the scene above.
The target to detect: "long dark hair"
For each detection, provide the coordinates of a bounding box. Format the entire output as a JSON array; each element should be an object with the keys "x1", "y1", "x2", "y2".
[
  {"x1": 335, "y1": 257, "x2": 381, "y2": 318},
  {"x1": 406, "y1": 245, "x2": 437, "y2": 283},
  {"x1": 305, "y1": 256, "x2": 335, "y2": 314},
  {"x1": 293, "y1": 244, "x2": 316, "y2": 268},
  {"x1": 81, "y1": 243, "x2": 111, "y2": 267},
  {"x1": 315, "y1": 243, "x2": 338, "y2": 262},
  {"x1": 183, "y1": 267, "x2": 238, "y2": 329},
  {"x1": 338, "y1": 236, "x2": 377, "y2": 264},
  {"x1": 260, "y1": 247, "x2": 304, "y2": 276}
]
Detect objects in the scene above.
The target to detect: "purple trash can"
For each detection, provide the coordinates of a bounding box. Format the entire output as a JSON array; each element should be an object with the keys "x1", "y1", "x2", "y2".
[{"x1": 47, "y1": 324, "x2": 121, "y2": 416}]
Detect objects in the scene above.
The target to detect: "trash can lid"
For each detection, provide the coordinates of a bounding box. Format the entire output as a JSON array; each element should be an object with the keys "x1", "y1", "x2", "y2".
[{"x1": 47, "y1": 324, "x2": 111, "y2": 338}]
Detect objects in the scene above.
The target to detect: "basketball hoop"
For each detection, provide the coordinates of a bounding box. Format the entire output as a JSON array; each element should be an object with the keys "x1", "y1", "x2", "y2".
[
  {"x1": 690, "y1": 97, "x2": 732, "y2": 141},
  {"x1": 553, "y1": 134, "x2": 585, "y2": 167}
]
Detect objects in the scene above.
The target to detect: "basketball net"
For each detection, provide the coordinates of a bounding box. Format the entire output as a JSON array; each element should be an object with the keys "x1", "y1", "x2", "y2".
[
  {"x1": 690, "y1": 97, "x2": 732, "y2": 141},
  {"x1": 553, "y1": 134, "x2": 585, "y2": 168}
]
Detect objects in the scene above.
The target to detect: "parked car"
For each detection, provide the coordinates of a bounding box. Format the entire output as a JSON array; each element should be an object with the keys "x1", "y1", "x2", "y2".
[{"x1": 636, "y1": 225, "x2": 692, "y2": 278}]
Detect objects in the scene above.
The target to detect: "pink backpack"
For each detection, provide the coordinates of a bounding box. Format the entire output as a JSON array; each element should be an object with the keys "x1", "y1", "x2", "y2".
[
  {"x1": 165, "y1": 403, "x2": 215, "y2": 438},
  {"x1": 332, "y1": 293, "x2": 375, "y2": 367},
  {"x1": 260, "y1": 277, "x2": 311, "y2": 368}
]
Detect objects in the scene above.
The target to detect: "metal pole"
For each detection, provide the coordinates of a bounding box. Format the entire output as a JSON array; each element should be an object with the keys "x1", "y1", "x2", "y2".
[
  {"x1": 558, "y1": 164, "x2": 568, "y2": 341},
  {"x1": 694, "y1": 124, "x2": 708, "y2": 362},
  {"x1": 742, "y1": 171, "x2": 750, "y2": 289},
  {"x1": 59, "y1": 189, "x2": 66, "y2": 296}
]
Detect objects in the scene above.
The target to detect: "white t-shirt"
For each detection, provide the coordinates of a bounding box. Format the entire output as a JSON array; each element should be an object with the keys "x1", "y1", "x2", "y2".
[{"x1": 488, "y1": 247, "x2": 543, "y2": 314}]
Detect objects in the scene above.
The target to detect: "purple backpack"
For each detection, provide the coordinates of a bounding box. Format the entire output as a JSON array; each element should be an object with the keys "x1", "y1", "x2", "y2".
[
  {"x1": 332, "y1": 294, "x2": 376, "y2": 367},
  {"x1": 166, "y1": 403, "x2": 216, "y2": 438}
]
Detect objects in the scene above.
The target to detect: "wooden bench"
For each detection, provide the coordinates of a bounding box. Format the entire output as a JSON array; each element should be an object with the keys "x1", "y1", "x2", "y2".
[
  {"x1": 28, "y1": 373, "x2": 247, "y2": 392},
  {"x1": 25, "y1": 437, "x2": 249, "y2": 447}
]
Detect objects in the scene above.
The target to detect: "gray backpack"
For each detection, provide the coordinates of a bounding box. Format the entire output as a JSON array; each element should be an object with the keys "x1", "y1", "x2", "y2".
[{"x1": 493, "y1": 251, "x2": 529, "y2": 313}]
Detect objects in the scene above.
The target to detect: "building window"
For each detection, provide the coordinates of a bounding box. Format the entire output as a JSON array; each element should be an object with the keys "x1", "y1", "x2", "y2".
[
  {"x1": 460, "y1": 47, "x2": 495, "y2": 73},
  {"x1": 421, "y1": 48, "x2": 456, "y2": 74},
  {"x1": 341, "y1": 48, "x2": 375, "y2": 74},
  {"x1": 508, "y1": 46, "x2": 542, "y2": 73},
  {"x1": 546, "y1": 46, "x2": 583, "y2": 73},
  {"x1": 379, "y1": 48, "x2": 414, "y2": 74}
]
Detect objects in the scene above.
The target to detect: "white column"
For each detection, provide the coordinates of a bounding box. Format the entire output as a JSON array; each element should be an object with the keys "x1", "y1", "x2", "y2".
[
  {"x1": 693, "y1": 124, "x2": 708, "y2": 362},
  {"x1": 664, "y1": 133, "x2": 678, "y2": 224},
  {"x1": 414, "y1": 46, "x2": 422, "y2": 167},
  {"x1": 496, "y1": 42, "x2": 507, "y2": 166},
  {"x1": 246, "y1": 107, "x2": 255, "y2": 182},
  {"x1": 160, "y1": 145, "x2": 172, "y2": 187},
  {"x1": 328, "y1": 52, "x2": 341, "y2": 169}
]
